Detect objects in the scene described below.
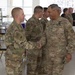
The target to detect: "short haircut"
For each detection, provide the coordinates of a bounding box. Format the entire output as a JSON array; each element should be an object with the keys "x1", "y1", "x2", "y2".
[
  {"x1": 63, "y1": 8, "x2": 68, "y2": 13},
  {"x1": 48, "y1": 4, "x2": 61, "y2": 12},
  {"x1": 69, "y1": 7, "x2": 73, "y2": 9},
  {"x1": 43, "y1": 7, "x2": 48, "y2": 12},
  {"x1": 11, "y1": 7, "x2": 22, "y2": 18},
  {"x1": 34, "y1": 6, "x2": 43, "y2": 13}
]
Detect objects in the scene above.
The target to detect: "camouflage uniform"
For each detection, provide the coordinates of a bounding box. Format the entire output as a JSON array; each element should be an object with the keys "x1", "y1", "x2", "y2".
[
  {"x1": 25, "y1": 15, "x2": 45, "y2": 75},
  {"x1": 5, "y1": 20, "x2": 39, "y2": 75},
  {"x1": 64, "y1": 14, "x2": 73, "y2": 25},
  {"x1": 40, "y1": 17, "x2": 48, "y2": 31},
  {"x1": 39, "y1": 17, "x2": 75, "y2": 75}
]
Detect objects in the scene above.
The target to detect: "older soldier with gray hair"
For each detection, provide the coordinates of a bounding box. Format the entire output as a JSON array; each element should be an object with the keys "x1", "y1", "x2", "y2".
[
  {"x1": 5, "y1": 7, "x2": 42, "y2": 75},
  {"x1": 39, "y1": 4, "x2": 75, "y2": 75}
]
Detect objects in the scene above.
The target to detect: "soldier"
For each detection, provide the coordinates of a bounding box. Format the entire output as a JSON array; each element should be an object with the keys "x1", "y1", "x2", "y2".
[
  {"x1": 5, "y1": 7, "x2": 41, "y2": 75},
  {"x1": 25, "y1": 6, "x2": 46, "y2": 75},
  {"x1": 69, "y1": 7, "x2": 74, "y2": 25},
  {"x1": 38, "y1": 7, "x2": 49, "y2": 74},
  {"x1": 61, "y1": 8, "x2": 73, "y2": 25},
  {"x1": 39, "y1": 4, "x2": 75, "y2": 75},
  {"x1": 40, "y1": 7, "x2": 49, "y2": 31}
]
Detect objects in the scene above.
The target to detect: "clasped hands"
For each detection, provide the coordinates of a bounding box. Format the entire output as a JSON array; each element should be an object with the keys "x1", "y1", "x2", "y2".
[{"x1": 66, "y1": 53, "x2": 72, "y2": 63}]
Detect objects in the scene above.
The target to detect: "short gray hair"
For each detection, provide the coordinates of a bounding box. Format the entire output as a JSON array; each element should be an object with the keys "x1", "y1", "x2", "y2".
[{"x1": 48, "y1": 4, "x2": 61, "y2": 12}]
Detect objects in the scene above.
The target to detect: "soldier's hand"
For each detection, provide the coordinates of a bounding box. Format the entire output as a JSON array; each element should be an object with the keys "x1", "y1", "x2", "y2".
[
  {"x1": 66, "y1": 53, "x2": 72, "y2": 63},
  {"x1": 36, "y1": 42, "x2": 42, "y2": 49}
]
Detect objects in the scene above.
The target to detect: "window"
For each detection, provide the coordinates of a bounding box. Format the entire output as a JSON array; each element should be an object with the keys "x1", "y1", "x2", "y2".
[
  {"x1": 0, "y1": 0, "x2": 7, "y2": 22},
  {"x1": 0, "y1": 0, "x2": 33, "y2": 22},
  {"x1": 11, "y1": 0, "x2": 33, "y2": 21},
  {"x1": 24, "y1": 0, "x2": 32, "y2": 7},
  {"x1": 12, "y1": 0, "x2": 22, "y2": 7}
]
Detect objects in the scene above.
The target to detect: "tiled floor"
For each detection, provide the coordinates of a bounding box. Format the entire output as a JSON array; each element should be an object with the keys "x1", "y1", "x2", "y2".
[
  {"x1": 63, "y1": 51, "x2": 75, "y2": 75},
  {"x1": 0, "y1": 51, "x2": 75, "y2": 75},
  {"x1": 0, "y1": 53, "x2": 6, "y2": 75}
]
